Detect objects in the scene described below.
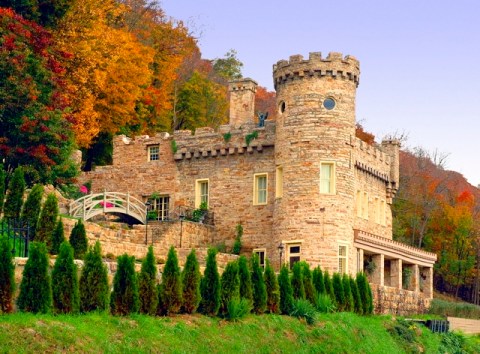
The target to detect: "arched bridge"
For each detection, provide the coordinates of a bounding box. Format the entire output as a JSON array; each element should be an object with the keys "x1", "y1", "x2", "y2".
[{"x1": 69, "y1": 192, "x2": 147, "y2": 224}]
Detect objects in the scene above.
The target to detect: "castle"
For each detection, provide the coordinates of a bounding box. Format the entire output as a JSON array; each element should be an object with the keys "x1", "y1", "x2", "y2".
[{"x1": 80, "y1": 52, "x2": 437, "y2": 312}]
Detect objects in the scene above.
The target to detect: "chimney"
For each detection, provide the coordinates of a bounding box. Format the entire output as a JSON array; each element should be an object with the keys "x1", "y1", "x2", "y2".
[{"x1": 228, "y1": 78, "x2": 257, "y2": 128}]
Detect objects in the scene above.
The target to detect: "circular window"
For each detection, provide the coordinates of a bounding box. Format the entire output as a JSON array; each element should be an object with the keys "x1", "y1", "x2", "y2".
[
  {"x1": 323, "y1": 98, "x2": 336, "y2": 110},
  {"x1": 279, "y1": 101, "x2": 286, "y2": 114}
]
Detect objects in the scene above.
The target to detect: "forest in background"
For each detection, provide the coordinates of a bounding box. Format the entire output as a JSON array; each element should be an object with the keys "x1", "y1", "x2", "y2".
[{"x1": 0, "y1": 0, "x2": 478, "y2": 304}]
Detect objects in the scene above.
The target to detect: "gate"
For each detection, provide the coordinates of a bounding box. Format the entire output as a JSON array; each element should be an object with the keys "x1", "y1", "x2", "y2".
[{"x1": 0, "y1": 219, "x2": 30, "y2": 257}]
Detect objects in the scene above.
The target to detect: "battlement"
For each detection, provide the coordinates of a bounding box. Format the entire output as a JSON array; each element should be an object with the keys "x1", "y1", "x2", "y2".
[{"x1": 273, "y1": 52, "x2": 360, "y2": 89}]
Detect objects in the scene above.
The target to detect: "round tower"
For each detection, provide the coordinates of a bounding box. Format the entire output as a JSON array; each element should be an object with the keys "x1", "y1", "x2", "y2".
[{"x1": 272, "y1": 52, "x2": 360, "y2": 273}]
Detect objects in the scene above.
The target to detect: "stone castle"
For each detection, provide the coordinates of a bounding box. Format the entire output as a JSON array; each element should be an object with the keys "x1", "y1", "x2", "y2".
[{"x1": 80, "y1": 51, "x2": 437, "y2": 312}]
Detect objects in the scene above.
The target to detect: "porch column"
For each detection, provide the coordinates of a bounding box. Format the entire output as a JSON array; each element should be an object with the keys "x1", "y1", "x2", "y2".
[
  {"x1": 422, "y1": 267, "x2": 433, "y2": 299},
  {"x1": 371, "y1": 254, "x2": 384, "y2": 286},
  {"x1": 390, "y1": 258, "x2": 402, "y2": 289},
  {"x1": 411, "y1": 264, "x2": 420, "y2": 293},
  {"x1": 357, "y1": 248, "x2": 364, "y2": 273}
]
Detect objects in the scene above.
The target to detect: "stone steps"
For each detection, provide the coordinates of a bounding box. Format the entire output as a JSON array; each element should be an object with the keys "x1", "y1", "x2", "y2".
[{"x1": 447, "y1": 317, "x2": 480, "y2": 334}]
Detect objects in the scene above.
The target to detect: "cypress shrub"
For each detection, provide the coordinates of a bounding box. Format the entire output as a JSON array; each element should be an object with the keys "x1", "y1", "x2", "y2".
[
  {"x1": 156, "y1": 284, "x2": 165, "y2": 316},
  {"x1": 302, "y1": 262, "x2": 316, "y2": 304},
  {"x1": 0, "y1": 236, "x2": 15, "y2": 313},
  {"x1": 278, "y1": 265, "x2": 294, "y2": 315},
  {"x1": 356, "y1": 272, "x2": 370, "y2": 315},
  {"x1": 36, "y1": 193, "x2": 58, "y2": 247},
  {"x1": 52, "y1": 241, "x2": 79, "y2": 314},
  {"x1": 160, "y1": 246, "x2": 182, "y2": 315},
  {"x1": 238, "y1": 255, "x2": 253, "y2": 305},
  {"x1": 366, "y1": 279, "x2": 374, "y2": 314},
  {"x1": 350, "y1": 276, "x2": 363, "y2": 314},
  {"x1": 138, "y1": 246, "x2": 158, "y2": 315},
  {"x1": 264, "y1": 260, "x2": 280, "y2": 314},
  {"x1": 323, "y1": 271, "x2": 335, "y2": 304},
  {"x1": 220, "y1": 260, "x2": 240, "y2": 315},
  {"x1": 79, "y1": 242, "x2": 109, "y2": 312},
  {"x1": 251, "y1": 253, "x2": 267, "y2": 314},
  {"x1": 50, "y1": 219, "x2": 65, "y2": 255},
  {"x1": 70, "y1": 219, "x2": 88, "y2": 259},
  {"x1": 312, "y1": 266, "x2": 325, "y2": 295},
  {"x1": 0, "y1": 164, "x2": 6, "y2": 214},
  {"x1": 4, "y1": 167, "x2": 25, "y2": 219},
  {"x1": 199, "y1": 248, "x2": 220, "y2": 316},
  {"x1": 291, "y1": 262, "x2": 305, "y2": 300},
  {"x1": 342, "y1": 273, "x2": 354, "y2": 312},
  {"x1": 232, "y1": 224, "x2": 243, "y2": 255},
  {"x1": 17, "y1": 242, "x2": 52, "y2": 313},
  {"x1": 20, "y1": 184, "x2": 43, "y2": 240},
  {"x1": 110, "y1": 254, "x2": 139, "y2": 315},
  {"x1": 332, "y1": 273, "x2": 345, "y2": 311},
  {"x1": 182, "y1": 249, "x2": 201, "y2": 314}
]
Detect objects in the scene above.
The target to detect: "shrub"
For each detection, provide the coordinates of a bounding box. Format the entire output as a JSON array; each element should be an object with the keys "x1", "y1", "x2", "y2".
[
  {"x1": 291, "y1": 299, "x2": 317, "y2": 325},
  {"x1": 350, "y1": 276, "x2": 363, "y2": 314},
  {"x1": 264, "y1": 260, "x2": 280, "y2": 314},
  {"x1": 110, "y1": 254, "x2": 139, "y2": 315},
  {"x1": 291, "y1": 262, "x2": 305, "y2": 300},
  {"x1": 226, "y1": 298, "x2": 251, "y2": 321},
  {"x1": 79, "y1": 242, "x2": 109, "y2": 312},
  {"x1": 332, "y1": 273, "x2": 345, "y2": 311},
  {"x1": 200, "y1": 248, "x2": 220, "y2": 316},
  {"x1": 0, "y1": 236, "x2": 15, "y2": 313},
  {"x1": 278, "y1": 265, "x2": 294, "y2": 315},
  {"x1": 17, "y1": 242, "x2": 52, "y2": 313},
  {"x1": 366, "y1": 280, "x2": 374, "y2": 314},
  {"x1": 52, "y1": 242, "x2": 79, "y2": 314},
  {"x1": 160, "y1": 246, "x2": 183, "y2": 315},
  {"x1": 4, "y1": 167, "x2": 25, "y2": 220},
  {"x1": 238, "y1": 255, "x2": 253, "y2": 305},
  {"x1": 182, "y1": 249, "x2": 201, "y2": 314},
  {"x1": 20, "y1": 184, "x2": 43, "y2": 239},
  {"x1": 429, "y1": 298, "x2": 480, "y2": 319},
  {"x1": 36, "y1": 193, "x2": 58, "y2": 247},
  {"x1": 356, "y1": 272, "x2": 372, "y2": 315},
  {"x1": 50, "y1": 219, "x2": 65, "y2": 255},
  {"x1": 251, "y1": 253, "x2": 267, "y2": 314},
  {"x1": 0, "y1": 164, "x2": 6, "y2": 214},
  {"x1": 315, "y1": 293, "x2": 336, "y2": 313},
  {"x1": 220, "y1": 261, "x2": 240, "y2": 314},
  {"x1": 69, "y1": 219, "x2": 88, "y2": 259},
  {"x1": 138, "y1": 246, "x2": 158, "y2": 315},
  {"x1": 342, "y1": 273, "x2": 354, "y2": 312},
  {"x1": 302, "y1": 262, "x2": 316, "y2": 304},
  {"x1": 323, "y1": 271, "x2": 335, "y2": 304},
  {"x1": 231, "y1": 223, "x2": 243, "y2": 255},
  {"x1": 312, "y1": 266, "x2": 325, "y2": 295}
]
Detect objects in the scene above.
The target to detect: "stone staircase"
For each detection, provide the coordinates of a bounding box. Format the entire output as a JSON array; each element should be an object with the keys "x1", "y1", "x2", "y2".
[{"x1": 447, "y1": 317, "x2": 480, "y2": 334}]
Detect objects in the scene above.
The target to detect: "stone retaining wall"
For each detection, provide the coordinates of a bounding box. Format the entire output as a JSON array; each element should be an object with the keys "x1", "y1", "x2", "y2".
[{"x1": 371, "y1": 284, "x2": 431, "y2": 315}]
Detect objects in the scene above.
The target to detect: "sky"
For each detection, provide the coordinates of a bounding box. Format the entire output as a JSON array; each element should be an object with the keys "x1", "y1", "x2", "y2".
[{"x1": 161, "y1": 0, "x2": 480, "y2": 186}]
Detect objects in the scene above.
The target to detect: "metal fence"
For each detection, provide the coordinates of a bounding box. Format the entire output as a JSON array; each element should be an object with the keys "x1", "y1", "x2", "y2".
[{"x1": 0, "y1": 219, "x2": 30, "y2": 257}]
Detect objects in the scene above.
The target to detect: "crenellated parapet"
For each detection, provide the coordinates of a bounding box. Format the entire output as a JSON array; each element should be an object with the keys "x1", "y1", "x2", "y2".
[{"x1": 273, "y1": 52, "x2": 360, "y2": 90}]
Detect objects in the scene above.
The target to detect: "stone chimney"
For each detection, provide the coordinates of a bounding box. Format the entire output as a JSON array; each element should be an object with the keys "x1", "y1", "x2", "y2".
[{"x1": 228, "y1": 78, "x2": 257, "y2": 128}]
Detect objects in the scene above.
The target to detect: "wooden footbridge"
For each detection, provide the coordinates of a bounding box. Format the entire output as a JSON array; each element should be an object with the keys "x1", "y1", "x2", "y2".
[{"x1": 69, "y1": 192, "x2": 147, "y2": 224}]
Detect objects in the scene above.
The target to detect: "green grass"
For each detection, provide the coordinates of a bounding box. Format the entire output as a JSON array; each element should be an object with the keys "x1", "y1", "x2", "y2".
[{"x1": 0, "y1": 312, "x2": 479, "y2": 353}]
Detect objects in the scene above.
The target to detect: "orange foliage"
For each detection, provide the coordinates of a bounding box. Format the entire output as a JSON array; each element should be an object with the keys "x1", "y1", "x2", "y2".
[{"x1": 255, "y1": 86, "x2": 277, "y2": 122}]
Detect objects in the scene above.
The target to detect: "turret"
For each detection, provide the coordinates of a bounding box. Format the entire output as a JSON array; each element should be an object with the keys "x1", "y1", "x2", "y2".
[{"x1": 228, "y1": 78, "x2": 257, "y2": 128}]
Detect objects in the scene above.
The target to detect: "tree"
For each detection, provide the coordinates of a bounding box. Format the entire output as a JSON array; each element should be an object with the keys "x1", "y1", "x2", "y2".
[
  {"x1": 0, "y1": 236, "x2": 15, "y2": 313},
  {"x1": 251, "y1": 254, "x2": 267, "y2": 314},
  {"x1": 291, "y1": 262, "x2": 305, "y2": 300},
  {"x1": 350, "y1": 276, "x2": 363, "y2": 314},
  {"x1": 238, "y1": 255, "x2": 253, "y2": 305},
  {"x1": 312, "y1": 266, "x2": 325, "y2": 295},
  {"x1": 2, "y1": 0, "x2": 72, "y2": 27},
  {"x1": 36, "y1": 193, "x2": 58, "y2": 247},
  {"x1": 138, "y1": 246, "x2": 158, "y2": 315},
  {"x1": 181, "y1": 249, "x2": 201, "y2": 314},
  {"x1": 3, "y1": 167, "x2": 25, "y2": 220},
  {"x1": 302, "y1": 262, "x2": 316, "y2": 304},
  {"x1": 356, "y1": 272, "x2": 371, "y2": 315},
  {"x1": 110, "y1": 254, "x2": 139, "y2": 315},
  {"x1": 232, "y1": 223, "x2": 243, "y2": 255},
  {"x1": 79, "y1": 241, "x2": 109, "y2": 312},
  {"x1": 0, "y1": 165, "x2": 5, "y2": 214},
  {"x1": 342, "y1": 274, "x2": 354, "y2": 312},
  {"x1": 52, "y1": 241, "x2": 79, "y2": 313},
  {"x1": 220, "y1": 260, "x2": 240, "y2": 315},
  {"x1": 255, "y1": 86, "x2": 277, "y2": 122},
  {"x1": 50, "y1": 219, "x2": 65, "y2": 255},
  {"x1": 160, "y1": 246, "x2": 182, "y2": 315},
  {"x1": 69, "y1": 219, "x2": 88, "y2": 259},
  {"x1": 20, "y1": 184, "x2": 43, "y2": 239},
  {"x1": 17, "y1": 242, "x2": 52, "y2": 313},
  {"x1": 200, "y1": 248, "x2": 220, "y2": 316},
  {"x1": 264, "y1": 260, "x2": 280, "y2": 314},
  {"x1": 323, "y1": 271, "x2": 335, "y2": 303},
  {"x1": 212, "y1": 49, "x2": 243, "y2": 81},
  {"x1": 332, "y1": 273, "x2": 345, "y2": 311},
  {"x1": 278, "y1": 265, "x2": 294, "y2": 315}
]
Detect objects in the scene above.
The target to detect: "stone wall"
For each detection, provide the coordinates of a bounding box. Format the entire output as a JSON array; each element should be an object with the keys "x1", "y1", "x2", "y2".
[{"x1": 371, "y1": 284, "x2": 431, "y2": 315}]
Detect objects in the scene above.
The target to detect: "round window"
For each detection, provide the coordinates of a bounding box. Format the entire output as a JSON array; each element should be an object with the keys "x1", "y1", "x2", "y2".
[
  {"x1": 323, "y1": 98, "x2": 336, "y2": 110},
  {"x1": 279, "y1": 101, "x2": 286, "y2": 114}
]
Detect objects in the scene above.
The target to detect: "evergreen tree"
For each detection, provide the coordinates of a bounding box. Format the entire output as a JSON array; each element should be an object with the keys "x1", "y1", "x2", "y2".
[
  {"x1": 251, "y1": 254, "x2": 267, "y2": 314},
  {"x1": 323, "y1": 271, "x2": 335, "y2": 303},
  {"x1": 80, "y1": 242, "x2": 109, "y2": 312},
  {"x1": 350, "y1": 276, "x2": 363, "y2": 314},
  {"x1": 138, "y1": 246, "x2": 158, "y2": 315},
  {"x1": 4, "y1": 167, "x2": 25, "y2": 220},
  {"x1": 264, "y1": 260, "x2": 280, "y2": 314},
  {"x1": 17, "y1": 242, "x2": 52, "y2": 313},
  {"x1": 278, "y1": 265, "x2": 294, "y2": 315},
  {"x1": 366, "y1": 279, "x2": 374, "y2": 314},
  {"x1": 110, "y1": 254, "x2": 139, "y2": 315},
  {"x1": 36, "y1": 192, "x2": 58, "y2": 247},
  {"x1": 332, "y1": 273, "x2": 345, "y2": 311},
  {"x1": 356, "y1": 272, "x2": 370, "y2": 315},
  {"x1": 291, "y1": 262, "x2": 305, "y2": 300},
  {"x1": 70, "y1": 219, "x2": 88, "y2": 259},
  {"x1": 312, "y1": 266, "x2": 325, "y2": 295},
  {"x1": 20, "y1": 184, "x2": 43, "y2": 239},
  {"x1": 52, "y1": 241, "x2": 79, "y2": 314},
  {"x1": 220, "y1": 260, "x2": 240, "y2": 315},
  {"x1": 302, "y1": 262, "x2": 316, "y2": 304},
  {"x1": 342, "y1": 273, "x2": 354, "y2": 312},
  {"x1": 0, "y1": 164, "x2": 6, "y2": 214},
  {"x1": 50, "y1": 219, "x2": 65, "y2": 255},
  {"x1": 200, "y1": 248, "x2": 220, "y2": 316},
  {"x1": 238, "y1": 255, "x2": 253, "y2": 305},
  {"x1": 160, "y1": 246, "x2": 182, "y2": 315},
  {"x1": 182, "y1": 249, "x2": 201, "y2": 314},
  {"x1": 0, "y1": 236, "x2": 15, "y2": 313}
]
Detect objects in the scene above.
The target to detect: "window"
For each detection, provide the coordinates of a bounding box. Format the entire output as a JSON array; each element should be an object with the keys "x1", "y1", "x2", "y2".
[
  {"x1": 338, "y1": 245, "x2": 348, "y2": 274},
  {"x1": 323, "y1": 97, "x2": 336, "y2": 110},
  {"x1": 195, "y1": 179, "x2": 209, "y2": 208},
  {"x1": 254, "y1": 173, "x2": 268, "y2": 205},
  {"x1": 288, "y1": 244, "x2": 301, "y2": 269},
  {"x1": 356, "y1": 191, "x2": 369, "y2": 219},
  {"x1": 148, "y1": 145, "x2": 159, "y2": 161},
  {"x1": 320, "y1": 162, "x2": 335, "y2": 194},
  {"x1": 276, "y1": 166, "x2": 283, "y2": 198},
  {"x1": 253, "y1": 249, "x2": 266, "y2": 269},
  {"x1": 148, "y1": 196, "x2": 170, "y2": 220}
]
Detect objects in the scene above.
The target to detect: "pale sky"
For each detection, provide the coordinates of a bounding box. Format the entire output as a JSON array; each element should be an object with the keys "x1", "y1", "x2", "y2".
[{"x1": 162, "y1": 0, "x2": 480, "y2": 186}]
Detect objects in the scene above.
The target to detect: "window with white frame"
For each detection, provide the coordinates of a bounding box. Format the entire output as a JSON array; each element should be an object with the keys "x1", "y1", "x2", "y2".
[
  {"x1": 148, "y1": 145, "x2": 159, "y2": 161},
  {"x1": 253, "y1": 249, "x2": 266, "y2": 269},
  {"x1": 275, "y1": 166, "x2": 283, "y2": 198},
  {"x1": 288, "y1": 244, "x2": 301, "y2": 269},
  {"x1": 320, "y1": 162, "x2": 335, "y2": 194},
  {"x1": 148, "y1": 195, "x2": 170, "y2": 220},
  {"x1": 338, "y1": 244, "x2": 348, "y2": 274},
  {"x1": 195, "y1": 179, "x2": 209, "y2": 208},
  {"x1": 254, "y1": 173, "x2": 268, "y2": 205}
]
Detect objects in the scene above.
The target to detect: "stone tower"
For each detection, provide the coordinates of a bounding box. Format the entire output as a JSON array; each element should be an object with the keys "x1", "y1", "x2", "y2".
[
  {"x1": 228, "y1": 78, "x2": 257, "y2": 128},
  {"x1": 272, "y1": 52, "x2": 360, "y2": 272}
]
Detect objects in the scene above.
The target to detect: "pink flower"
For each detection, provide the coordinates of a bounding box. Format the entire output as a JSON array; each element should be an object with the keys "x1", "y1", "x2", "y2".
[
  {"x1": 99, "y1": 201, "x2": 114, "y2": 208},
  {"x1": 79, "y1": 185, "x2": 88, "y2": 194}
]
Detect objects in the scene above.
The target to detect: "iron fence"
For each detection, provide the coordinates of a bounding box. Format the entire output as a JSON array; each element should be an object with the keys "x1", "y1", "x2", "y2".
[{"x1": 0, "y1": 219, "x2": 30, "y2": 257}]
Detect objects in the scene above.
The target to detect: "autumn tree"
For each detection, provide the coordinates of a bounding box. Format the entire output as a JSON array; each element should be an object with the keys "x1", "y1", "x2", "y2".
[
  {"x1": 2, "y1": 0, "x2": 72, "y2": 27},
  {"x1": 255, "y1": 86, "x2": 277, "y2": 122}
]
